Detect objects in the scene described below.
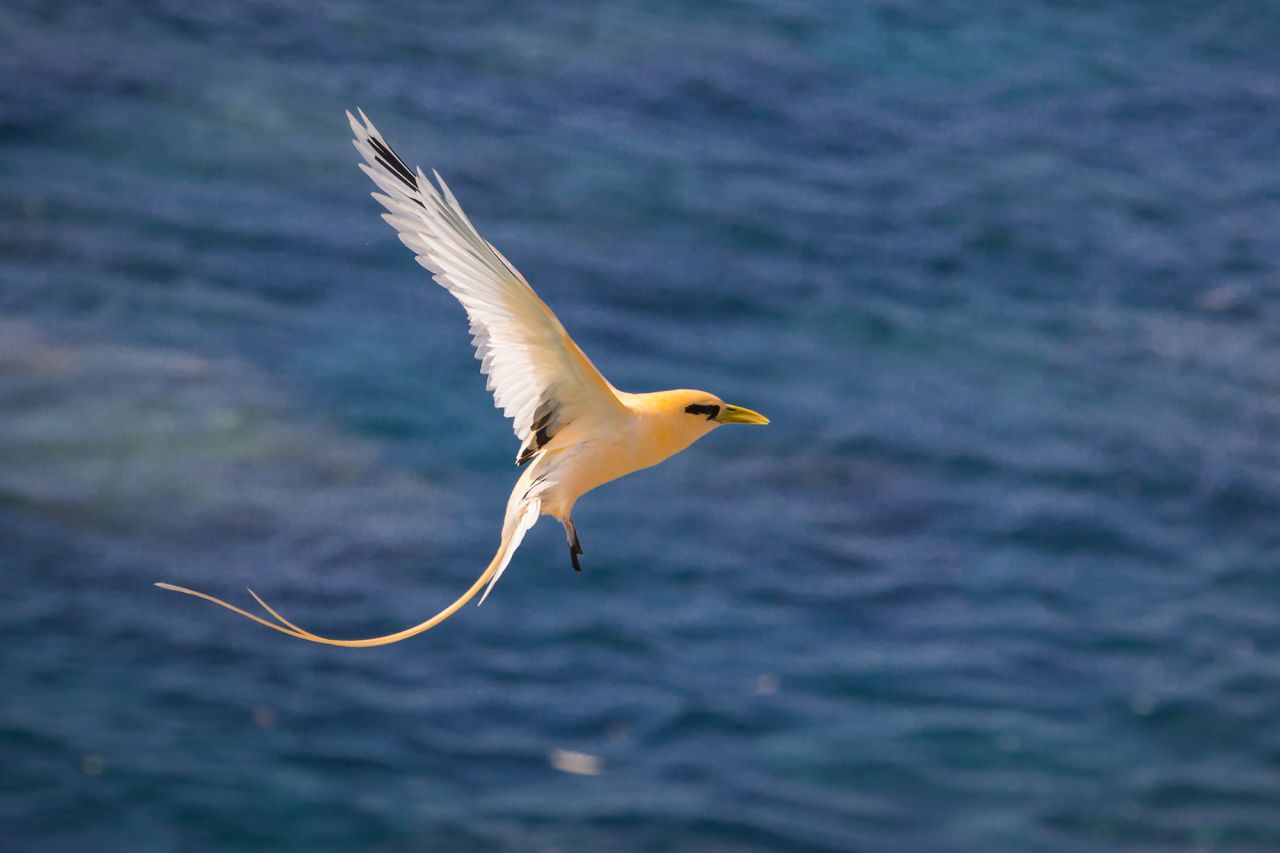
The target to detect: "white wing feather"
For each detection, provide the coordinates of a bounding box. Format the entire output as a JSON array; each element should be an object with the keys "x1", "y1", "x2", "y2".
[{"x1": 347, "y1": 110, "x2": 624, "y2": 464}]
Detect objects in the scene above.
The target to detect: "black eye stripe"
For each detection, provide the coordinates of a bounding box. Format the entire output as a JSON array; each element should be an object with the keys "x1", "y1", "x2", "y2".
[{"x1": 684, "y1": 403, "x2": 720, "y2": 420}]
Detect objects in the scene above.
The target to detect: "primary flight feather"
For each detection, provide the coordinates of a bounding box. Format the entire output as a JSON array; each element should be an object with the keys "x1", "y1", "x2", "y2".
[{"x1": 157, "y1": 110, "x2": 768, "y2": 646}]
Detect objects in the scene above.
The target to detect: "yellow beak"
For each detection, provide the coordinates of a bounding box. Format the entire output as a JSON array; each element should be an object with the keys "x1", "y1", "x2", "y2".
[{"x1": 716, "y1": 404, "x2": 769, "y2": 425}]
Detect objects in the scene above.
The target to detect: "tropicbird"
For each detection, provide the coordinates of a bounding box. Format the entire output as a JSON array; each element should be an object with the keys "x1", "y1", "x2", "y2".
[{"x1": 157, "y1": 110, "x2": 768, "y2": 646}]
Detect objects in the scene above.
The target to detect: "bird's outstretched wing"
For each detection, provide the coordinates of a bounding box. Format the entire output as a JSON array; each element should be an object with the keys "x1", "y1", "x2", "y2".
[{"x1": 348, "y1": 109, "x2": 625, "y2": 464}]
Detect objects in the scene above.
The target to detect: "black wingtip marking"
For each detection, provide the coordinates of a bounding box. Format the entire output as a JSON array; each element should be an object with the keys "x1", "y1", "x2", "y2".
[{"x1": 366, "y1": 134, "x2": 419, "y2": 192}]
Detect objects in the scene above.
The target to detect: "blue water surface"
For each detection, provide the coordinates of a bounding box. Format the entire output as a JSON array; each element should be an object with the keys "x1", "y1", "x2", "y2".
[{"x1": 3, "y1": 1, "x2": 1280, "y2": 850}]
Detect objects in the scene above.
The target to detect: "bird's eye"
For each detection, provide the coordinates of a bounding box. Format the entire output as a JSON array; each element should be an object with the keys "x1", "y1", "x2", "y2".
[{"x1": 684, "y1": 403, "x2": 720, "y2": 420}]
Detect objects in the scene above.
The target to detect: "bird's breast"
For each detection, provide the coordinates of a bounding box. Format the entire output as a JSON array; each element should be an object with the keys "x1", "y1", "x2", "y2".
[{"x1": 536, "y1": 411, "x2": 690, "y2": 517}]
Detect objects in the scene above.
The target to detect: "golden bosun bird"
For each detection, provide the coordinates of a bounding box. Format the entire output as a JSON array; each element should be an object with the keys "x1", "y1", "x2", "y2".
[{"x1": 157, "y1": 110, "x2": 768, "y2": 646}]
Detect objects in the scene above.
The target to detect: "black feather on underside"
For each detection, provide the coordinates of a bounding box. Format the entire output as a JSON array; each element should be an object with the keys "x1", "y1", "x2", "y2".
[{"x1": 515, "y1": 409, "x2": 557, "y2": 466}]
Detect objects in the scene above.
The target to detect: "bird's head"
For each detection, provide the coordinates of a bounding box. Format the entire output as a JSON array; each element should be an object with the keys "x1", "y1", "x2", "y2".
[{"x1": 659, "y1": 389, "x2": 770, "y2": 433}]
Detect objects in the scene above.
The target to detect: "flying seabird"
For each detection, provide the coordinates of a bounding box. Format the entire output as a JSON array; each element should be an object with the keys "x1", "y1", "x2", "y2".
[{"x1": 157, "y1": 110, "x2": 768, "y2": 646}]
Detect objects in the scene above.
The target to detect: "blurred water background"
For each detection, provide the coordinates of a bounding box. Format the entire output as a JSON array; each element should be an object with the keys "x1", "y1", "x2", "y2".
[{"x1": 3, "y1": 1, "x2": 1280, "y2": 850}]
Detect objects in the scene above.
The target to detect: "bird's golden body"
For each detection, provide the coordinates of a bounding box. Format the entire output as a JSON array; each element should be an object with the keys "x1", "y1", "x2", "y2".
[{"x1": 533, "y1": 390, "x2": 722, "y2": 521}]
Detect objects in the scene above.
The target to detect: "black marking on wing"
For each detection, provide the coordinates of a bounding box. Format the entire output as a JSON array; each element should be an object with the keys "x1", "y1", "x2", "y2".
[
  {"x1": 367, "y1": 135, "x2": 418, "y2": 191},
  {"x1": 516, "y1": 408, "x2": 557, "y2": 466},
  {"x1": 363, "y1": 132, "x2": 427, "y2": 210},
  {"x1": 684, "y1": 403, "x2": 721, "y2": 420}
]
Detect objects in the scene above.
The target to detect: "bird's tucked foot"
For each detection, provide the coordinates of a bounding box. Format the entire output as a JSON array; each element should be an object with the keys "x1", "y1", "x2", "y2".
[{"x1": 567, "y1": 522, "x2": 583, "y2": 572}]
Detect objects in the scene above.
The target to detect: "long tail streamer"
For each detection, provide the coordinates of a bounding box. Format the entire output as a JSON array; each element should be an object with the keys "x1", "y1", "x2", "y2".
[{"x1": 155, "y1": 549, "x2": 504, "y2": 648}]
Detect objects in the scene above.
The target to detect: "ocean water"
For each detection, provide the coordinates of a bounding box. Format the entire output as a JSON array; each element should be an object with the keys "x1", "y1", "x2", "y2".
[{"x1": 3, "y1": 1, "x2": 1280, "y2": 850}]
